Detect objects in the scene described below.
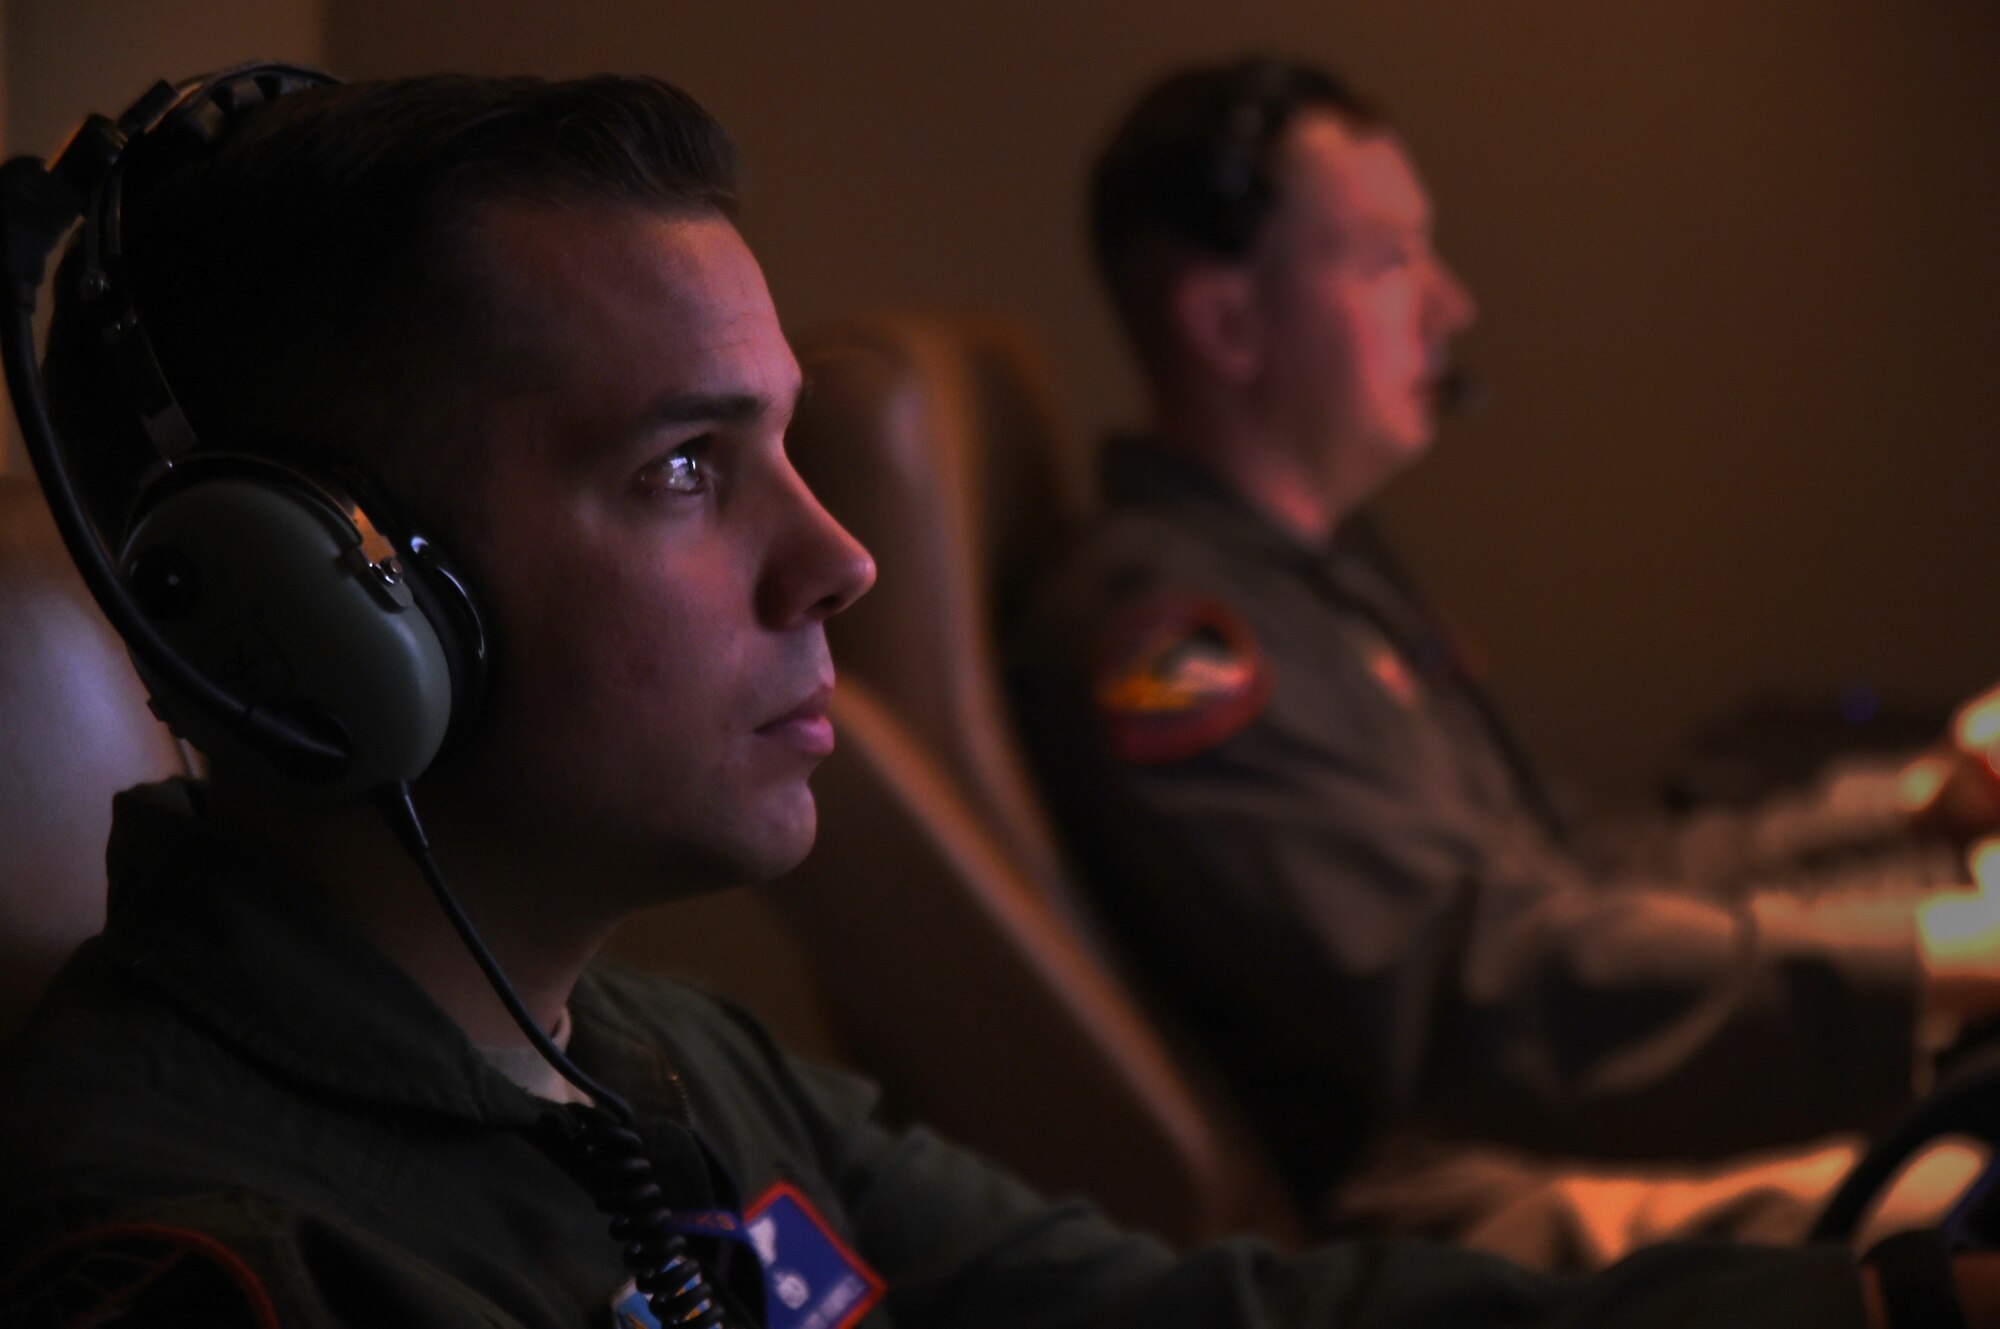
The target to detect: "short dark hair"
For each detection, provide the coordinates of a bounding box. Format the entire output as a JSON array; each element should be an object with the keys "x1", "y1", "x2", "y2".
[
  {"x1": 46, "y1": 73, "x2": 741, "y2": 537},
  {"x1": 1088, "y1": 57, "x2": 1380, "y2": 375}
]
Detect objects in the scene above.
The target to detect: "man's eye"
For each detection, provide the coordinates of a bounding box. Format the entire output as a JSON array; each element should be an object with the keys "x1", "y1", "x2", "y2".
[
  {"x1": 1367, "y1": 246, "x2": 1417, "y2": 276},
  {"x1": 635, "y1": 444, "x2": 710, "y2": 498}
]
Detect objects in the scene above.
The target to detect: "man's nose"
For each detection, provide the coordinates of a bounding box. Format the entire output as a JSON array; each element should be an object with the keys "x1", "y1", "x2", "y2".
[
  {"x1": 1430, "y1": 257, "x2": 1477, "y2": 335},
  {"x1": 758, "y1": 465, "x2": 878, "y2": 629}
]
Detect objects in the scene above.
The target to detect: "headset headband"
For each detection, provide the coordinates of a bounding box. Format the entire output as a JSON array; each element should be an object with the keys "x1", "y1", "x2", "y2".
[
  {"x1": 78, "y1": 65, "x2": 338, "y2": 459},
  {"x1": 0, "y1": 64, "x2": 361, "y2": 780}
]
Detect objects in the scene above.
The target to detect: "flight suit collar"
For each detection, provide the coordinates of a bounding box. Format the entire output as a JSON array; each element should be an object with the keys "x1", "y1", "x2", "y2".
[
  {"x1": 96, "y1": 779, "x2": 595, "y2": 1130},
  {"x1": 1099, "y1": 434, "x2": 1318, "y2": 566},
  {"x1": 1099, "y1": 434, "x2": 1410, "y2": 609},
  {"x1": 1097, "y1": 437, "x2": 1567, "y2": 836}
]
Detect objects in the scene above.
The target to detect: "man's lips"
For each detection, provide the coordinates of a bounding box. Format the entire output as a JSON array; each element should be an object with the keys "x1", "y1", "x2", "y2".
[{"x1": 756, "y1": 682, "x2": 836, "y2": 757}]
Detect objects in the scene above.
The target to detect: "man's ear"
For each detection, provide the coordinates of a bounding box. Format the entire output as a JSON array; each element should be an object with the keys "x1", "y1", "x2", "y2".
[{"x1": 1168, "y1": 263, "x2": 1262, "y2": 388}]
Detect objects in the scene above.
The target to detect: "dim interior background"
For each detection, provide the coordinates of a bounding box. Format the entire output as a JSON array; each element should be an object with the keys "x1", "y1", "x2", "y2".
[{"x1": 5, "y1": 0, "x2": 1997, "y2": 803}]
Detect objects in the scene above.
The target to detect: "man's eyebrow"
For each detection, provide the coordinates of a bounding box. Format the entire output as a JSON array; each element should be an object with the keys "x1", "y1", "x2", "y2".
[
  {"x1": 634, "y1": 377, "x2": 811, "y2": 433},
  {"x1": 635, "y1": 392, "x2": 769, "y2": 429},
  {"x1": 1347, "y1": 216, "x2": 1429, "y2": 249}
]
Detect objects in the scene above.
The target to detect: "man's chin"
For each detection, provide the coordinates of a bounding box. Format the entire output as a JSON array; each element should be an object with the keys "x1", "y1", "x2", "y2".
[
  {"x1": 744, "y1": 825, "x2": 817, "y2": 884},
  {"x1": 580, "y1": 790, "x2": 818, "y2": 908},
  {"x1": 720, "y1": 790, "x2": 821, "y2": 885},
  {"x1": 1351, "y1": 427, "x2": 1434, "y2": 500}
]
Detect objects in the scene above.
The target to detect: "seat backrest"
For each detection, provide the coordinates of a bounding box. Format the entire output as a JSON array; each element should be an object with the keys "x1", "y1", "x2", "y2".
[
  {"x1": 787, "y1": 312, "x2": 1087, "y2": 924},
  {"x1": 602, "y1": 883, "x2": 851, "y2": 1070},
  {"x1": 0, "y1": 475, "x2": 192, "y2": 1040},
  {"x1": 777, "y1": 678, "x2": 1298, "y2": 1246},
  {"x1": 777, "y1": 313, "x2": 1302, "y2": 1246}
]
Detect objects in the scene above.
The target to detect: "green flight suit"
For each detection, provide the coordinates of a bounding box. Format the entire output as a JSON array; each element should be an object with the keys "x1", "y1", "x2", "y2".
[
  {"x1": 0, "y1": 781, "x2": 1871, "y2": 1326},
  {"x1": 1005, "y1": 439, "x2": 1924, "y2": 1210}
]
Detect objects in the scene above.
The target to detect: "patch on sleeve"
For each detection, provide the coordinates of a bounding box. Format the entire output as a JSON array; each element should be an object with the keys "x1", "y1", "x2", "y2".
[
  {"x1": 742, "y1": 1182, "x2": 883, "y2": 1329},
  {"x1": 0, "y1": 1222, "x2": 280, "y2": 1328},
  {"x1": 1092, "y1": 593, "x2": 1272, "y2": 764}
]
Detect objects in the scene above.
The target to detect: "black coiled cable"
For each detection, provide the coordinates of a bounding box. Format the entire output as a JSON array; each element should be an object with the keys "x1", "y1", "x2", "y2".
[
  {"x1": 376, "y1": 784, "x2": 735, "y2": 1329},
  {"x1": 540, "y1": 1104, "x2": 725, "y2": 1328}
]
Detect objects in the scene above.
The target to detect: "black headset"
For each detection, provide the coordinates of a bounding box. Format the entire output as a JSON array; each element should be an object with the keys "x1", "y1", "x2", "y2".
[{"x1": 0, "y1": 62, "x2": 486, "y2": 798}]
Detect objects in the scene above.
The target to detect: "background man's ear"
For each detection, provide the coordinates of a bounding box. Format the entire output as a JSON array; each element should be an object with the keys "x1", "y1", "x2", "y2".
[{"x1": 1168, "y1": 263, "x2": 1262, "y2": 388}]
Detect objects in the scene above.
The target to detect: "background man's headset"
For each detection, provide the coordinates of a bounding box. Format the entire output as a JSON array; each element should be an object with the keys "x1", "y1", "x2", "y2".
[{"x1": 0, "y1": 63, "x2": 743, "y2": 1329}]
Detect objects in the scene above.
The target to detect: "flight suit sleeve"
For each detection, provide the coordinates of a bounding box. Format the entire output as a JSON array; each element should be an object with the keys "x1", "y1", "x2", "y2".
[
  {"x1": 1007, "y1": 562, "x2": 1924, "y2": 1186},
  {"x1": 1091, "y1": 694, "x2": 1921, "y2": 1166},
  {"x1": 1583, "y1": 753, "x2": 1960, "y2": 899},
  {"x1": 763, "y1": 1045, "x2": 1875, "y2": 1329}
]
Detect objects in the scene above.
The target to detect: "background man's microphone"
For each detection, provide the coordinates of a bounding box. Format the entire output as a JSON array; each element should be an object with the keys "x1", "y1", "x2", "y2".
[{"x1": 1436, "y1": 365, "x2": 1485, "y2": 415}]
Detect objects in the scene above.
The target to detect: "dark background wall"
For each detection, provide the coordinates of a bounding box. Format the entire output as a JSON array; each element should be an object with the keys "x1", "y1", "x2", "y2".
[
  {"x1": 2, "y1": 0, "x2": 325, "y2": 469},
  {"x1": 11, "y1": 1, "x2": 2000, "y2": 797}
]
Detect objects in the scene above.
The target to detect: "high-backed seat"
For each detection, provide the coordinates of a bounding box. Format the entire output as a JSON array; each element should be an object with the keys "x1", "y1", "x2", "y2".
[
  {"x1": 0, "y1": 475, "x2": 192, "y2": 1041},
  {"x1": 775, "y1": 312, "x2": 1303, "y2": 1246},
  {"x1": 788, "y1": 313, "x2": 1085, "y2": 919}
]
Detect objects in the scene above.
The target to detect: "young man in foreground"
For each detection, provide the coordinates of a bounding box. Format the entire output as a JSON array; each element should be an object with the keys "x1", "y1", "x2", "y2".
[{"x1": 0, "y1": 67, "x2": 1981, "y2": 1327}]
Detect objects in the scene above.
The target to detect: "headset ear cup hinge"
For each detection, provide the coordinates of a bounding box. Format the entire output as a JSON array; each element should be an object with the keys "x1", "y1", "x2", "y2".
[
  {"x1": 49, "y1": 112, "x2": 131, "y2": 202},
  {"x1": 94, "y1": 300, "x2": 198, "y2": 458}
]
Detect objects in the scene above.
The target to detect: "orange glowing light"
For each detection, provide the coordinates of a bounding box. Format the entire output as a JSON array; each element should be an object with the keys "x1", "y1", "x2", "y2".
[{"x1": 1856, "y1": 1138, "x2": 1989, "y2": 1252}]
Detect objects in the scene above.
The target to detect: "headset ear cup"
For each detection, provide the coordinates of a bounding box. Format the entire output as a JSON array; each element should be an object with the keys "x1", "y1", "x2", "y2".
[
  {"x1": 120, "y1": 460, "x2": 456, "y2": 796},
  {"x1": 321, "y1": 467, "x2": 489, "y2": 750},
  {"x1": 402, "y1": 538, "x2": 489, "y2": 744}
]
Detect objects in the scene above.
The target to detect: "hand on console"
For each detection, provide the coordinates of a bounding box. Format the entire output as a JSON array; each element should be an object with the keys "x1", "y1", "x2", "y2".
[{"x1": 1903, "y1": 684, "x2": 2000, "y2": 842}]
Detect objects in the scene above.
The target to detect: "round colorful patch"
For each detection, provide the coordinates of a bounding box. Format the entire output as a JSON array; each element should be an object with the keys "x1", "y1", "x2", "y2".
[{"x1": 1092, "y1": 593, "x2": 1272, "y2": 764}]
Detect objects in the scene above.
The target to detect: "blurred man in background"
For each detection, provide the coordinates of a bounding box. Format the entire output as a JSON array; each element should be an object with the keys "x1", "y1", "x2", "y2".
[{"x1": 1007, "y1": 55, "x2": 2000, "y2": 1264}]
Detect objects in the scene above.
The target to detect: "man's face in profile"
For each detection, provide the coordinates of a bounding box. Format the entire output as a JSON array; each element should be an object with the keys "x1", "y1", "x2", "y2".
[
  {"x1": 1248, "y1": 112, "x2": 1476, "y2": 494},
  {"x1": 430, "y1": 203, "x2": 876, "y2": 898}
]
